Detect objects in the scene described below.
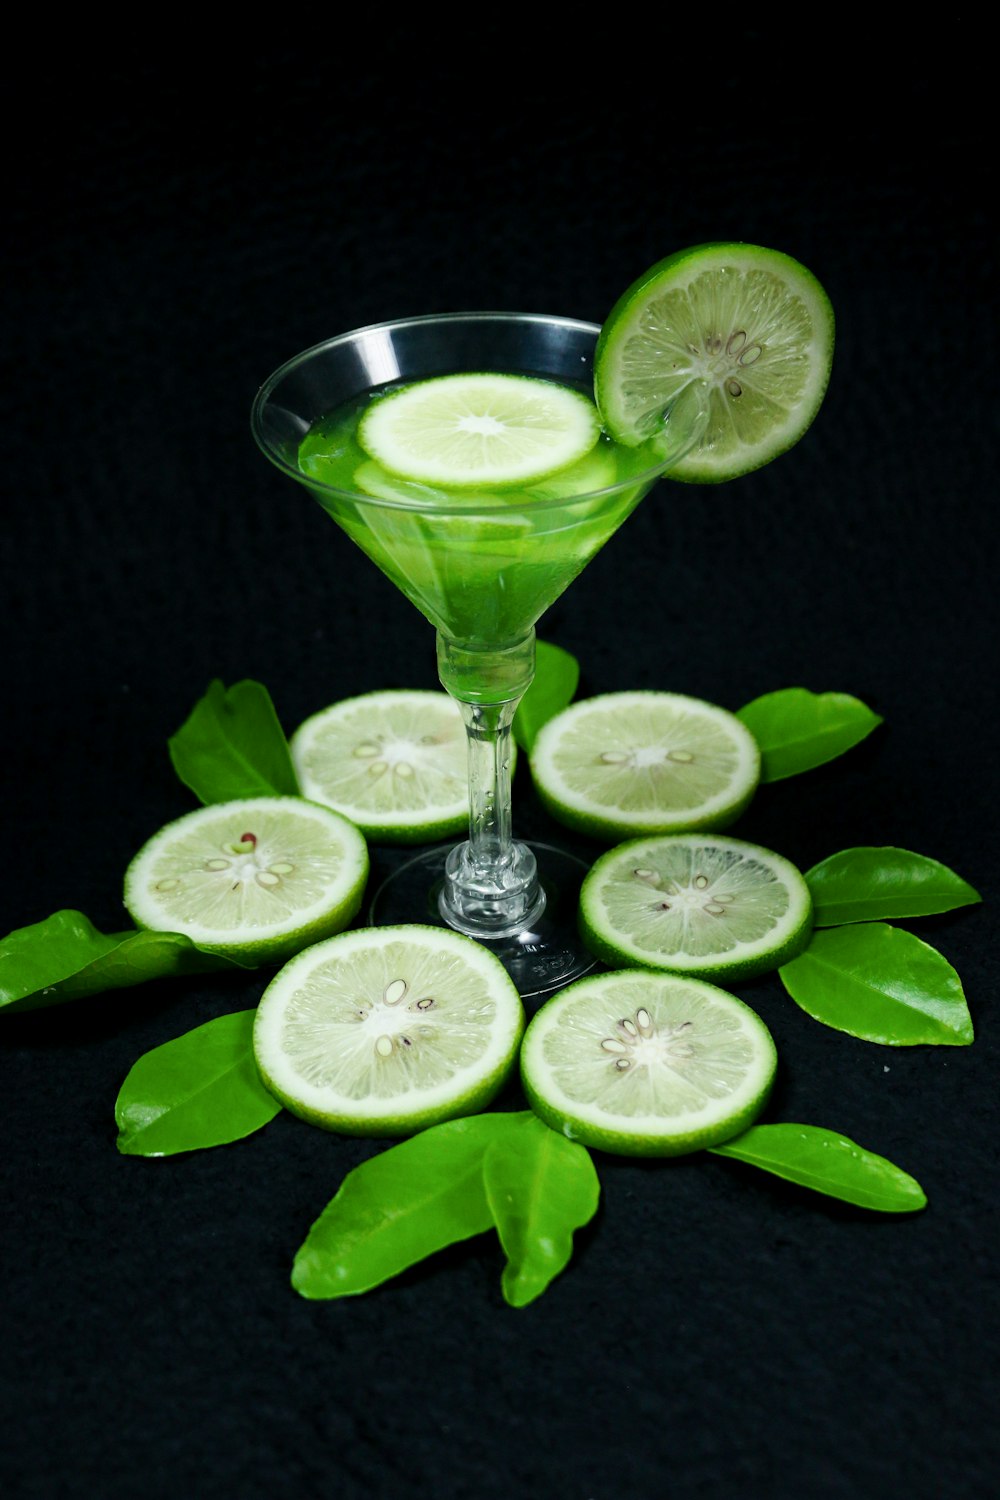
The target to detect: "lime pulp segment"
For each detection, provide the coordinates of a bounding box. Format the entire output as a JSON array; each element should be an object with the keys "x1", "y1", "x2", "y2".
[
  {"x1": 579, "y1": 834, "x2": 813, "y2": 980},
  {"x1": 252, "y1": 924, "x2": 525, "y2": 1135},
  {"x1": 291, "y1": 690, "x2": 472, "y2": 844},
  {"x1": 594, "y1": 241, "x2": 834, "y2": 482},
  {"x1": 530, "y1": 691, "x2": 761, "y2": 839},
  {"x1": 123, "y1": 796, "x2": 369, "y2": 964},
  {"x1": 520, "y1": 969, "x2": 777, "y2": 1156},
  {"x1": 357, "y1": 373, "x2": 602, "y2": 488}
]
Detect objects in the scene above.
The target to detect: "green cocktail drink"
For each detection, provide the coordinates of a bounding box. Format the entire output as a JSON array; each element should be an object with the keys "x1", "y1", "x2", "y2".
[
  {"x1": 252, "y1": 246, "x2": 831, "y2": 995},
  {"x1": 251, "y1": 312, "x2": 707, "y2": 995},
  {"x1": 296, "y1": 379, "x2": 674, "y2": 684}
]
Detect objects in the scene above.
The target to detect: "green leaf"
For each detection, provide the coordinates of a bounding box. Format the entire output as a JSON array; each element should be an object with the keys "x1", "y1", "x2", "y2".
[
  {"x1": 168, "y1": 678, "x2": 300, "y2": 804},
  {"x1": 779, "y1": 923, "x2": 974, "y2": 1045},
  {"x1": 116, "y1": 1010, "x2": 281, "y2": 1156},
  {"x1": 0, "y1": 910, "x2": 245, "y2": 1016},
  {"x1": 806, "y1": 846, "x2": 981, "y2": 926},
  {"x1": 483, "y1": 1114, "x2": 599, "y2": 1307},
  {"x1": 513, "y1": 640, "x2": 579, "y2": 752},
  {"x1": 710, "y1": 1123, "x2": 927, "y2": 1212},
  {"x1": 292, "y1": 1113, "x2": 520, "y2": 1299},
  {"x1": 736, "y1": 688, "x2": 882, "y2": 781}
]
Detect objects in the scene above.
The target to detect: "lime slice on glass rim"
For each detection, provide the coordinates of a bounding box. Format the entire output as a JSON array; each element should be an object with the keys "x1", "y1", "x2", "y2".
[
  {"x1": 357, "y1": 372, "x2": 601, "y2": 488},
  {"x1": 123, "y1": 796, "x2": 369, "y2": 965},
  {"x1": 594, "y1": 242, "x2": 834, "y2": 482},
  {"x1": 520, "y1": 968, "x2": 777, "y2": 1156},
  {"x1": 290, "y1": 690, "x2": 497, "y2": 845},
  {"x1": 253, "y1": 924, "x2": 524, "y2": 1135},
  {"x1": 579, "y1": 833, "x2": 813, "y2": 981},
  {"x1": 530, "y1": 691, "x2": 760, "y2": 840}
]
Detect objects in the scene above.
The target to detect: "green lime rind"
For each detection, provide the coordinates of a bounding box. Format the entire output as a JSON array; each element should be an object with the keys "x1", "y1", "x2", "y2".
[
  {"x1": 579, "y1": 833, "x2": 813, "y2": 981},
  {"x1": 252, "y1": 924, "x2": 525, "y2": 1137},
  {"x1": 123, "y1": 796, "x2": 369, "y2": 966},
  {"x1": 290, "y1": 690, "x2": 476, "y2": 845},
  {"x1": 530, "y1": 691, "x2": 761, "y2": 841},
  {"x1": 520, "y1": 969, "x2": 777, "y2": 1157},
  {"x1": 595, "y1": 241, "x2": 834, "y2": 483}
]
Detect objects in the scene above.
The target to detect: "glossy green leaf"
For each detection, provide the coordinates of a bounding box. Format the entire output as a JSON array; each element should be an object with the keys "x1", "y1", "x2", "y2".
[
  {"x1": 710, "y1": 1123, "x2": 927, "y2": 1212},
  {"x1": 0, "y1": 909, "x2": 244, "y2": 1016},
  {"x1": 806, "y1": 846, "x2": 981, "y2": 926},
  {"x1": 168, "y1": 678, "x2": 300, "y2": 804},
  {"x1": 292, "y1": 1113, "x2": 520, "y2": 1299},
  {"x1": 514, "y1": 640, "x2": 579, "y2": 752},
  {"x1": 116, "y1": 1010, "x2": 281, "y2": 1156},
  {"x1": 779, "y1": 923, "x2": 973, "y2": 1045},
  {"x1": 736, "y1": 687, "x2": 882, "y2": 781},
  {"x1": 483, "y1": 1113, "x2": 600, "y2": 1307}
]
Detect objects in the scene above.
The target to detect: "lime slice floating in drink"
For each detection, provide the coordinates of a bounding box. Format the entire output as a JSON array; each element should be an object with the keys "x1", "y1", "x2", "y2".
[
  {"x1": 253, "y1": 924, "x2": 524, "y2": 1135},
  {"x1": 520, "y1": 969, "x2": 777, "y2": 1156},
  {"x1": 353, "y1": 441, "x2": 618, "y2": 507},
  {"x1": 291, "y1": 690, "x2": 478, "y2": 845},
  {"x1": 530, "y1": 691, "x2": 761, "y2": 840},
  {"x1": 594, "y1": 242, "x2": 834, "y2": 482},
  {"x1": 123, "y1": 796, "x2": 369, "y2": 965},
  {"x1": 358, "y1": 373, "x2": 601, "y2": 488},
  {"x1": 579, "y1": 833, "x2": 813, "y2": 980}
]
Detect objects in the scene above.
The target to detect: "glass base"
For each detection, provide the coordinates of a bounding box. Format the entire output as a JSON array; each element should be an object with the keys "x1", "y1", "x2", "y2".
[{"x1": 368, "y1": 841, "x2": 597, "y2": 1003}]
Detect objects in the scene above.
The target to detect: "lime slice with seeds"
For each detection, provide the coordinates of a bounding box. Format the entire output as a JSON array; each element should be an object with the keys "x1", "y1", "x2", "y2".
[
  {"x1": 520, "y1": 969, "x2": 777, "y2": 1156},
  {"x1": 530, "y1": 691, "x2": 760, "y2": 840},
  {"x1": 253, "y1": 924, "x2": 524, "y2": 1135},
  {"x1": 595, "y1": 242, "x2": 834, "y2": 482},
  {"x1": 123, "y1": 796, "x2": 369, "y2": 965},
  {"x1": 358, "y1": 373, "x2": 601, "y2": 488},
  {"x1": 579, "y1": 833, "x2": 813, "y2": 980},
  {"x1": 290, "y1": 690, "x2": 515, "y2": 845}
]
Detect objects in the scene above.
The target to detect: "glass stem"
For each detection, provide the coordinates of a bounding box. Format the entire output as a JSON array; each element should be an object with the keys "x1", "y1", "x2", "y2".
[
  {"x1": 463, "y1": 698, "x2": 516, "y2": 868},
  {"x1": 436, "y1": 629, "x2": 545, "y2": 938}
]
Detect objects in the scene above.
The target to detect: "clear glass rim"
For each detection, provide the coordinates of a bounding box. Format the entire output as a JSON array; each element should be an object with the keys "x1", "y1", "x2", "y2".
[{"x1": 250, "y1": 311, "x2": 703, "y2": 515}]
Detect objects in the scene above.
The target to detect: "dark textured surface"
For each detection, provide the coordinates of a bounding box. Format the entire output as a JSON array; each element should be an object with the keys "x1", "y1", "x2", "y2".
[{"x1": 3, "y1": 33, "x2": 996, "y2": 1500}]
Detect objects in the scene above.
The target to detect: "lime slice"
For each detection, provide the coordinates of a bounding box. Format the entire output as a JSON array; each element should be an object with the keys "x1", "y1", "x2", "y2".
[
  {"x1": 520, "y1": 969, "x2": 777, "y2": 1156},
  {"x1": 595, "y1": 242, "x2": 834, "y2": 482},
  {"x1": 353, "y1": 441, "x2": 617, "y2": 507},
  {"x1": 357, "y1": 373, "x2": 601, "y2": 488},
  {"x1": 530, "y1": 691, "x2": 760, "y2": 839},
  {"x1": 579, "y1": 833, "x2": 813, "y2": 980},
  {"x1": 123, "y1": 796, "x2": 369, "y2": 965},
  {"x1": 291, "y1": 690, "x2": 473, "y2": 844},
  {"x1": 253, "y1": 924, "x2": 524, "y2": 1135}
]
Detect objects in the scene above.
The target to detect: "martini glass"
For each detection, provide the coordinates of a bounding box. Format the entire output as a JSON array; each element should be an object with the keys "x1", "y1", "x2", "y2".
[{"x1": 251, "y1": 312, "x2": 706, "y2": 998}]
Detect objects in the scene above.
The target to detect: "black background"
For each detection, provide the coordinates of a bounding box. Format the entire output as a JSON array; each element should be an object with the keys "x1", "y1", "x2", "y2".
[{"x1": 3, "y1": 29, "x2": 997, "y2": 1500}]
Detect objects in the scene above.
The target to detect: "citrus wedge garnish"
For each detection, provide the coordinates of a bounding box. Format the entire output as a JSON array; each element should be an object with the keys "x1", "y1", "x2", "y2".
[{"x1": 595, "y1": 242, "x2": 834, "y2": 482}]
